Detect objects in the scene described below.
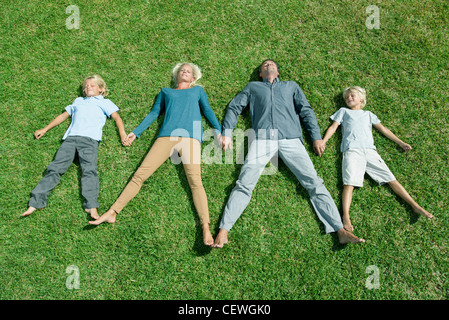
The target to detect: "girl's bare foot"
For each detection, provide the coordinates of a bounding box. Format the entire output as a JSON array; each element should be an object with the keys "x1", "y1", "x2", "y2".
[
  {"x1": 88, "y1": 209, "x2": 116, "y2": 225},
  {"x1": 21, "y1": 206, "x2": 37, "y2": 217},
  {"x1": 337, "y1": 228, "x2": 365, "y2": 244},
  {"x1": 85, "y1": 208, "x2": 100, "y2": 220},
  {"x1": 202, "y1": 224, "x2": 214, "y2": 246},
  {"x1": 213, "y1": 229, "x2": 229, "y2": 248}
]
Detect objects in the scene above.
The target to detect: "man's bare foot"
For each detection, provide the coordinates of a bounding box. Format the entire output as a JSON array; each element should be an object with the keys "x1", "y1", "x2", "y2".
[
  {"x1": 85, "y1": 208, "x2": 100, "y2": 220},
  {"x1": 337, "y1": 228, "x2": 365, "y2": 244},
  {"x1": 88, "y1": 209, "x2": 116, "y2": 225},
  {"x1": 21, "y1": 206, "x2": 37, "y2": 217},
  {"x1": 202, "y1": 224, "x2": 214, "y2": 246},
  {"x1": 213, "y1": 229, "x2": 229, "y2": 248},
  {"x1": 414, "y1": 207, "x2": 433, "y2": 219}
]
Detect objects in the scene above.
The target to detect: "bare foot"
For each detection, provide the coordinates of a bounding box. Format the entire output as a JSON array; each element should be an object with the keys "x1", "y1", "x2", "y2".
[
  {"x1": 88, "y1": 209, "x2": 116, "y2": 225},
  {"x1": 202, "y1": 224, "x2": 214, "y2": 246},
  {"x1": 21, "y1": 206, "x2": 37, "y2": 217},
  {"x1": 414, "y1": 207, "x2": 433, "y2": 219},
  {"x1": 213, "y1": 229, "x2": 229, "y2": 248},
  {"x1": 337, "y1": 228, "x2": 365, "y2": 244},
  {"x1": 85, "y1": 208, "x2": 100, "y2": 220}
]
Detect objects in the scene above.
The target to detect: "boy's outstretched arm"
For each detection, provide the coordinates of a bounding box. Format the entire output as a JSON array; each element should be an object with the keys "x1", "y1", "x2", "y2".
[
  {"x1": 322, "y1": 121, "x2": 340, "y2": 144},
  {"x1": 34, "y1": 111, "x2": 70, "y2": 139},
  {"x1": 315, "y1": 121, "x2": 339, "y2": 157},
  {"x1": 373, "y1": 123, "x2": 412, "y2": 152},
  {"x1": 110, "y1": 112, "x2": 127, "y2": 145}
]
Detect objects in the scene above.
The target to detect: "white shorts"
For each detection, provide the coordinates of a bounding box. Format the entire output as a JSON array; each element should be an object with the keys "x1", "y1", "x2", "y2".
[{"x1": 342, "y1": 149, "x2": 396, "y2": 187}]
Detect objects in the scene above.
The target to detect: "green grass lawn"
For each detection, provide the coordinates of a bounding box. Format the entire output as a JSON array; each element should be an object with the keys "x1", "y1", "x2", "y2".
[{"x1": 1, "y1": 0, "x2": 448, "y2": 301}]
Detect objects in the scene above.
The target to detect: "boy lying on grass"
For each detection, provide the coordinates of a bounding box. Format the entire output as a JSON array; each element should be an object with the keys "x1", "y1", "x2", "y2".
[{"x1": 322, "y1": 86, "x2": 433, "y2": 231}]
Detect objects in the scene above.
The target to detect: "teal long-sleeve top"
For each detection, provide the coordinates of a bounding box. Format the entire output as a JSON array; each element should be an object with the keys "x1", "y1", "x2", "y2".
[{"x1": 132, "y1": 86, "x2": 222, "y2": 143}]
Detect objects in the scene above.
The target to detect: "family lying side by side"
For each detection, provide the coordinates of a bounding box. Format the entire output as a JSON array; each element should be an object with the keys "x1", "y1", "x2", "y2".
[{"x1": 21, "y1": 60, "x2": 433, "y2": 247}]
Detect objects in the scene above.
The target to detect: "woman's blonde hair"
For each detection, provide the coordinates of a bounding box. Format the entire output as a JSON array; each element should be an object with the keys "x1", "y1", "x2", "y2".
[
  {"x1": 171, "y1": 62, "x2": 202, "y2": 88},
  {"x1": 343, "y1": 86, "x2": 366, "y2": 107},
  {"x1": 83, "y1": 74, "x2": 109, "y2": 97}
]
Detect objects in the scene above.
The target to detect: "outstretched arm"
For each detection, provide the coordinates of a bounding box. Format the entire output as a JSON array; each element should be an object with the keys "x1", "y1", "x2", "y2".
[
  {"x1": 321, "y1": 121, "x2": 340, "y2": 155},
  {"x1": 221, "y1": 85, "x2": 250, "y2": 150},
  {"x1": 110, "y1": 112, "x2": 127, "y2": 145},
  {"x1": 34, "y1": 111, "x2": 70, "y2": 139},
  {"x1": 373, "y1": 123, "x2": 411, "y2": 152}
]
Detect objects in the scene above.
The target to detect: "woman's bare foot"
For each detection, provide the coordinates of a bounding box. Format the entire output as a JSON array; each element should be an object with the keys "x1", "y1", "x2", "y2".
[
  {"x1": 88, "y1": 209, "x2": 117, "y2": 225},
  {"x1": 337, "y1": 228, "x2": 365, "y2": 244},
  {"x1": 202, "y1": 223, "x2": 214, "y2": 246},
  {"x1": 213, "y1": 229, "x2": 229, "y2": 248},
  {"x1": 85, "y1": 208, "x2": 100, "y2": 220},
  {"x1": 21, "y1": 206, "x2": 37, "y2": 217}
]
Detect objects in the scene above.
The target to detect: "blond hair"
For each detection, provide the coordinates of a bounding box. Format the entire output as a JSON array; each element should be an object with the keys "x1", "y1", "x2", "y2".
[
  {"x1": 171, "y1": 62, "x2": 202, "y2": 88},
  {"x1": 83, "y1": 74, "x2": 109, "y2": 97},
  {"x1": 343, "y1": 86, "x2": 366, "y2": 107}
]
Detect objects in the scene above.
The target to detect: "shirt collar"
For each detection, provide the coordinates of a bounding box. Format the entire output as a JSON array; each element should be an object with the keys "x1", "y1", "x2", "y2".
[
  {"x1": 262, "y1": 77, "x2": 279, "y2": 84},
  {"x1": 85, "y1": 95, "x2": 104, "y2": 100}
]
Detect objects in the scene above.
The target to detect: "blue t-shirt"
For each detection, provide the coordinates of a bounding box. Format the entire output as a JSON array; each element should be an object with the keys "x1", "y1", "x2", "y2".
[
  {"x1": 63, "y1": 95, "x2": 119, "y2": 141},
  {"x1": 132, "y1": 86, "x2": 222, "y2": 143},
  {"x1": 330, "y1": 108, "x2": 380, "y2": 152}
]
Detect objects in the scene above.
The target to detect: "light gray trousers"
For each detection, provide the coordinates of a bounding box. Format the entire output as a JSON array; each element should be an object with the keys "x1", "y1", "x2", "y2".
[{"x1": 219, "y1": 138, "x2": 344, "y2": 233}]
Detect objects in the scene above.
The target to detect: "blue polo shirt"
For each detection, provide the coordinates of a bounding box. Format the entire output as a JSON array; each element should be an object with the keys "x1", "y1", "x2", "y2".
[
  {"x1": 132, "y1": 86, "x2": 222, "y2": 143},
  {"x1": 63, "y1": 95, "x2": 119, "y2": 141}
]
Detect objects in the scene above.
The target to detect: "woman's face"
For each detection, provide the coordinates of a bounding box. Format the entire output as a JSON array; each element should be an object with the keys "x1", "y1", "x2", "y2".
[{"x1": 177, "y1": 64, "x2": 195, "y2": 84}]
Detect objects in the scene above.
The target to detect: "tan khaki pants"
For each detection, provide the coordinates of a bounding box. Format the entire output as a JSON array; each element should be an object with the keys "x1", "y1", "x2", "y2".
[{"x1": 112, "y1": 137, "x2": 209, "y2": 224}]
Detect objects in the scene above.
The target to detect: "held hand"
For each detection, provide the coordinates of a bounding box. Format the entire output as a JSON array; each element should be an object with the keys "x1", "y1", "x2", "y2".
[
  {"x1": 123, "y1": 132, "x2": 136, "y2": 146},
  {"x1": 313, "y1": 140, "x2": 326, "y2": 156},
  {"x1": 34, "y1": 129, "x2": 46, "y2": 140},
  {"x1": 215, "y1": 133, "x2": 223, "y2": 147},
  {"x1": 222, "y1": 135, "x2": 233, "y2": 151},
  {"x1": 120, "y1": 132, "x2": 128, "y2": 146},
  {"x1": 400, "y1": 142, "x2": 412, "y2": 153}
]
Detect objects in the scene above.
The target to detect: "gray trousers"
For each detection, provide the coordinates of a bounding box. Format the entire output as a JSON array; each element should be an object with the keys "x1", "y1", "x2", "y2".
[
  {"x1": 219, "y1": 138, "x2": 344, "y2": 233},
  {"x1": 29, "y1": 136, "x2": 100, "y2": 209}
]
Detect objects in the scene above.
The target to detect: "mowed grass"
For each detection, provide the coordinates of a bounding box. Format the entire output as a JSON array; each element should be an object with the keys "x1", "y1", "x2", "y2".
[{"x1": 0, "y1": 0, "x2": 448, "y2": 300}]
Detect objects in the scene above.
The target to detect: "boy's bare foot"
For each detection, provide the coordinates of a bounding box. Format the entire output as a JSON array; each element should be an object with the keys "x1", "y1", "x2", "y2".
[
  {"x1": 88, "y1": 209, "x2": 117, "y2": 225},
  {"x1": 337, "y1": 228, "x2": 365, "y2": 244},
  {"x1": 85, "y1": 208, "x2": 100, "y2": 220},
  {"x1": 202, "y1": 224, "x2": 214, "y2": 246},
  {"x1": 213, "y1": 229, "x2": 229, "y2": 248},
  {"x1": 21, "y1": 206, "x2": 37, "y2": 217}
]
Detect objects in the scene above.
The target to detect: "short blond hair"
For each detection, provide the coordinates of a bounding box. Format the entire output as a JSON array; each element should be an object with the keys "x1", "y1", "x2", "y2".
[
  {"x1": 343, "y1": 86, "x2": 366, "y2": 107},
  {"x1": 171, "y1": 62, "x2": 202, "y2": 88},
  {"x1": 83, "y1": 74, "x2": 109, "y2": 97}
]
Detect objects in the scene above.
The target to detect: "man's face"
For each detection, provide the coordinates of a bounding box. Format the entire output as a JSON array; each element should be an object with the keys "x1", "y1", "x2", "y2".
[{"x1": 259, "y1": 60, "x2": 279, "y2": 79}]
